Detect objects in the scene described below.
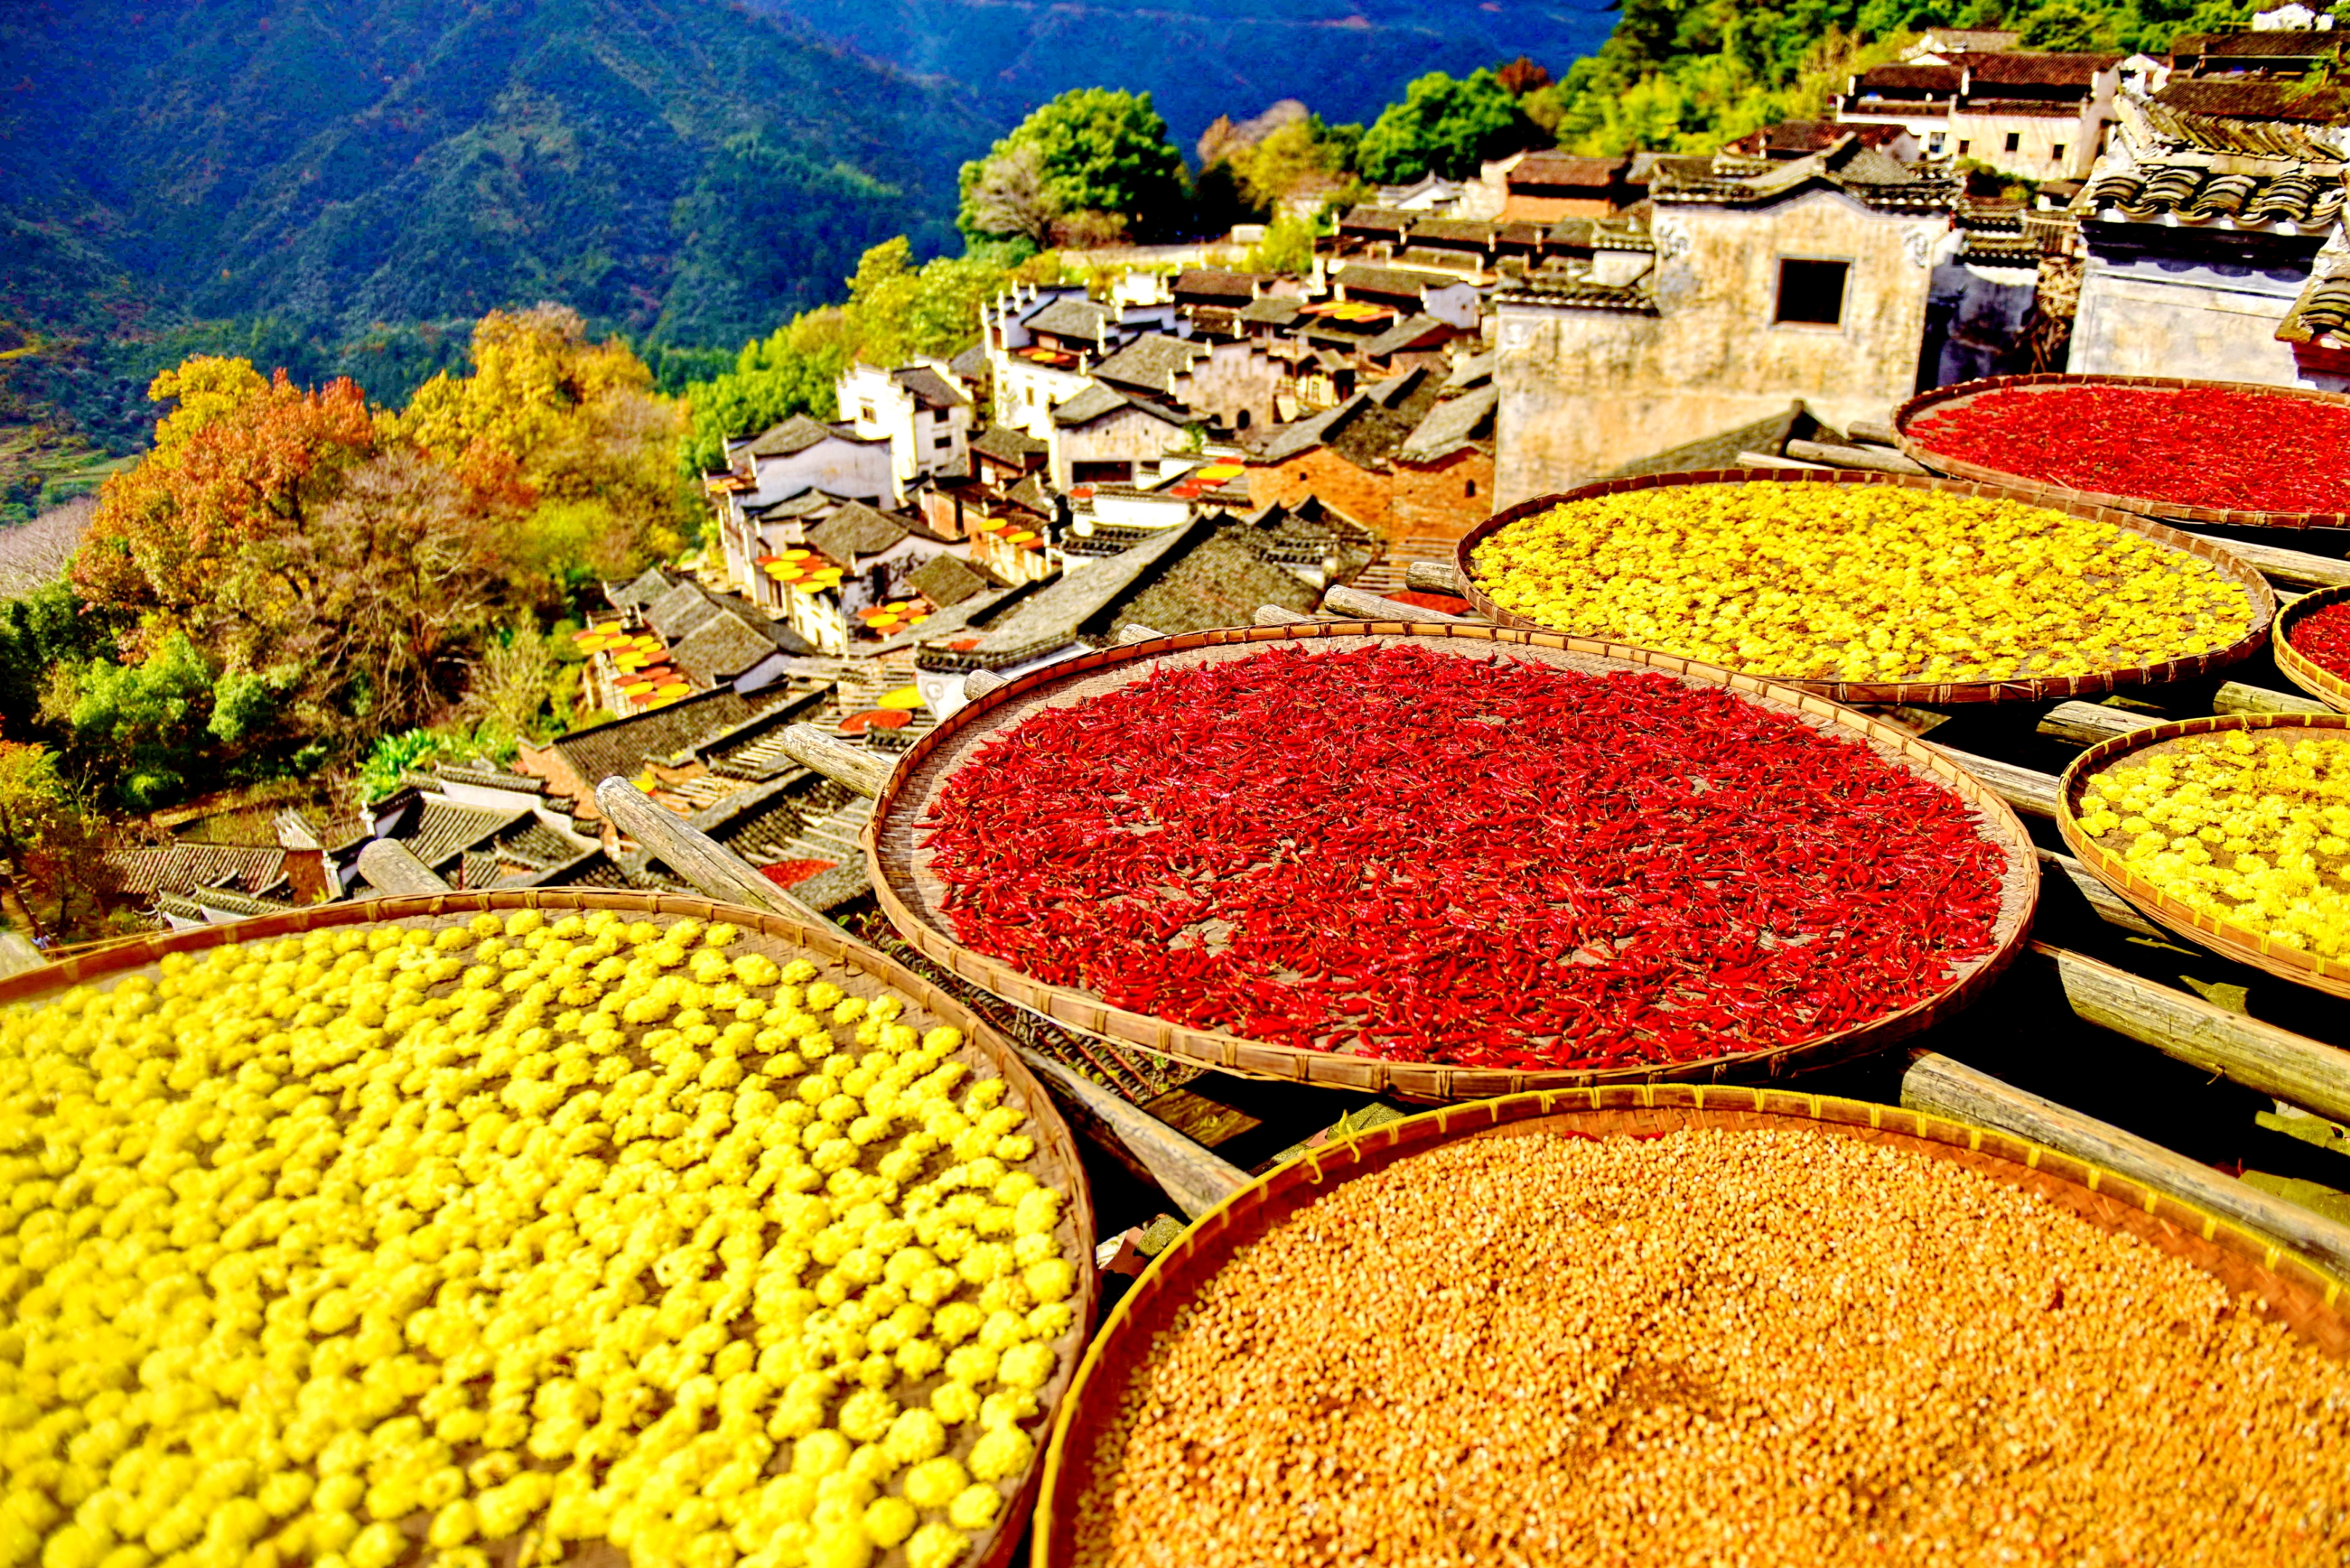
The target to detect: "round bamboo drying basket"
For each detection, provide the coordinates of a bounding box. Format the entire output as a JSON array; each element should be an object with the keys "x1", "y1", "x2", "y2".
[
  {"x1": 2272, "y1": 584, "x2": 2350, "y2": 714},
  {"x1": 0, "y1": 889, "x2": 1098, "y2": 1568},
  {"x1": 1453, "y1": 467, "x2": 2276, "y2": 705},
  {"x1": 2056, "y1": 714, "x2": 2350, "y2": 1000},
  {"x1": 1032, "y1": 1082, "x2": 2350, "y2": 1567},
  {"x1": 864, "y1": 621, "x2": 2041, "y2": 1103},
  {"x1": 1892, "y1": 372, "x2": 2350, "y2": 531}
]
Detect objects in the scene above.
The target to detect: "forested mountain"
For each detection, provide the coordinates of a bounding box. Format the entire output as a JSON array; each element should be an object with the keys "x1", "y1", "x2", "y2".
[
  {"x1": 0, "y1": 0, "x2": 995, "y2": 449},
  {"x1": 753, "y1": 0, "x2": 1615, "y2": 150}
]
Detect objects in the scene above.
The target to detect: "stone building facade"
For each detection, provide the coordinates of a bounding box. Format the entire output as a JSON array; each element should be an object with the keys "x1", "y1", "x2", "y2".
[{"x1": 1494, "y1": 140, "x2": 1955, "y2": 503}]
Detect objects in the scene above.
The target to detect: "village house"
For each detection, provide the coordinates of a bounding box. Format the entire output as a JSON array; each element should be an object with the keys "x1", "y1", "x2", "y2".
[
  {"x1": 984, "y1": 282, "x2": 1184, "y2": 440},
  {"x1": 1493, "y1": 153, "x2": 1638, "y2": 222},
  {"x1": 1244, "y1": 363, "x2": 1501, "y2": 544},
  {"x1": 1090, "y1": 331, "x2": 1285, "y2": 434},
  {"x1": 838, "y1": 360, "x2": 974, "y2": 506},
  {"x1": 708, "y1": 414, "x2": 894, "y2": 588},
  {"x1": 1046, "y1": 383, "x2": 1193, "y2": 489},
  {"x1": 1326, "y1": 264, "x2": 1484, "y2": 329},
  {"x1": 2066, "y1": 75, "x2": 2348, "y2": 388},
  {"x1": 1492, "y1": 135, "x2": 1957, "y2": 501},
  {"x1": 1835, "y1": 49, "x2": 2122, "y2": 178}
]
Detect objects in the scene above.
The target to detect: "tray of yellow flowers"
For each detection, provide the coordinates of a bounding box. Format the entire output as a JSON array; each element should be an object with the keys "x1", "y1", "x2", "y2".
[
  {"x1": 2058, "y1": 712, "x2": 2350, "y2": 998},
  {"x1": 1035, "y1": 1085, "x2": 2350, "y2": 1568},
  {"x1": 0, "y1": 889, "x2": 1096, "y2": 1568},
  {"x1": 1455, "y1": 468, "x2": 2274, "y2": 705}
]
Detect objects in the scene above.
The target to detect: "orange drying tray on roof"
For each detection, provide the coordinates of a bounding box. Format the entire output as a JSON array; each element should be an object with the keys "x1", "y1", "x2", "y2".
[{"x1": 839, "y1": 709, "x2": 912, "y2": 735}]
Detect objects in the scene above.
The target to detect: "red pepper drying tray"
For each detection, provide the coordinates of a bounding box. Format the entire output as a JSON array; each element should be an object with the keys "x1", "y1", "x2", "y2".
[
  {"x1": 1454, "y1": 467, "x2": 2277, "y2": 706},
  {"x1": 0, "y1": 890, "x2": 1097, "y2": 1568},
  {"x1": 1031, "y1": 1084, "x2": 2349, "y2": 1568},
  {"x1": 2057, "y1": 713, "x2": 2350, "y2": 1001},
  {"x1": 863, "y1": 623, "x2": 2041, "y2": 1103},
  {"x1": 2272, "y1": 584, "x2": 2350, "y2": 716},
  {"x1": 1893, "y1": 372, "x2": 2350, "y2": 532}
]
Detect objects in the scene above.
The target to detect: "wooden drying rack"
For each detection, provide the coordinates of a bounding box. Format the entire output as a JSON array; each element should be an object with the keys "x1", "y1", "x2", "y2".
[{"x1": 345, "y1": 496, "x2": 2350, "y2": 1281}]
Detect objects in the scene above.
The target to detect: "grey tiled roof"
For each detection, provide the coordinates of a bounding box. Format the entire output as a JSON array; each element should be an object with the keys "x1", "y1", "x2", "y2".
[
  {"x1": 404, "y1": 800, "x2": 528, "y2": 871},
  {"x1": 1597, "y1": 401, "x2": 1835, "y2": 481},
  {"x1": 971, "y1": 423, "x2": 1045, "y2": 465},
  {"x1": 1111, "y1": 526, "x2": 1317, "y2": 637},
  {"x1": 809, "y1": 502, "x2": 910, "y2": 566},
  {"x1": 910, "y1": 552, "x2": 990, "y2": 608},
  {"x1": 964, "y1": 520, "x2": 1209, "y2": 663},
  {"x1": 1239, "y1": 297, "x2": 1305, "y2": 327},
  {"x1": 1445, "y1": 351, "x2": 1495, "y2": 391},
  {"x1": 1334, "y1": 264, "x2": 1465, "y2": 298},
  {"x1": 894, "y1": 365, "x2": 968, "y2": 410},
  {"x1": 672, "y1": 615, "x2": 784, "y2": 685},
  {"x1": 1052, "y1": 383, "x2": 1186, "y2": 428},
  {"x1": 646, "y1": 581, "x2": 725, "y2": 642},
  {"x1": 1398, "y1": 384, "x2": 1498, "y2": 464},
  {"x1": 1338, "y1": 206, "x2": 1412, "y2": 233},
  {"x1": 1026, "y1": 298, "x2": 1114, "y2": 343},
  {"x1": 103, "y1": 844, "x2": 290, "y2": 897},
  {"x1": 608, "y1": 566, "x2": 675, "y2": 610},
  {"x1": 949, "y1": 343, "x2": 990, "y2": 378},
  {"x1": 2082, "y1": 163, "x2": 2346, "y2": 228},
  {"x1": 1360, "y1": 314, "x2": 1456, "y2": 358},
  {"x1": 737, "y1": 415, "x2": 840, "y2": 460},
  {"x1": 495, "y1": 817, "x2": 590, "y2": 870},
  {"x1": 1092, "y1": 334, "x2": 1206, "y2": 395},
  {"x1": 2280, "y1": 260, "x2": 2350, "y2": 346},
  {"x1": 433, "y1": 764, "x2": 546, "y2": 795},
  {"x1": 552, "y1": 690, "x2": 760, "y2": 791}
]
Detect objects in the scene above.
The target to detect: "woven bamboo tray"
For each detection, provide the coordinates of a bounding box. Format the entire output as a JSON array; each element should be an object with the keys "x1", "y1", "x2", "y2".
[
  {"x1": 1032, "y1": 1083, "x2": 2350, "y2": 1567},
  {"x1": 1453, "y1": 467, "x2": 2276, "y2": 705},
  {"x1": 2057, "y1": 714, "x2": 2350, "y2": 1000},
  {"x1": 2272, "y1": 584, "x2": 2350, "y2": 714},
  {"x1": 0, "y1": 889, "x2": 1097, "y2": 1568},
  {"x1": 863, "y1": 621, "x2": 2040, "y2": 1103},
  {"x1": 1893, "y1": 372, "x2": 2350, "y2": 531}
]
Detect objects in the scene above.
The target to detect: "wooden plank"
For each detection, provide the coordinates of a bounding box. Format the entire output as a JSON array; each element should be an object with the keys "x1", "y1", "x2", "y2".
[
  {"x1": 963, "y1": 669, "x2": 1009, "y2": 701},
  {"x1": 1008, "y1": 1045, "x2": 1250, "y2": 1221},
  {"x1": 778, "y1": 723, "x2": 895, "y2": 800},
  {"x1": 1254, "y1": 603, "x2": 1317, "y2": 626},
  {"x1": 1321, "y1": 584, "x2": 1474, "y2": 624},
  {"x1": 595, "y1": 777, "x2": 819, "y2": 923},
  {"x1": 356, "y1": 839, "x2": 452, "y2": 896},
  {"x1": 1785, "y1": 438, "x2": 1930, "y2": 475},
  {"x1": 1900, "y1": 1050, "x2": 2350, "y2": 1278},
  {"x1": 1403, "y1": 560, "x2": 1466, "y2": 595},
  {"x1": 2035, "y1": 849, "x2": 2162, "y2": 937},
  {"x1": 2027, "y1": 939, "x2": 2350, "y2": 1128},
  {"x1": 1734, "y1": 450, "x2": 1827, "y2": 470},
  {"x1": 2038, "y1": 701, "x2": 2165, "y2": 749},
  {"x1": 1927, "y1": 743, "x2": 2061, "y2": 817},
  {"x1": 1136, "y1": 1085, "x2": 1266, "y2": 1151},
  {"x1": 1115, "y1": 623, "x2": 1168, "y2": 645},
  {"x1": 2215, "y1": 682, "x2": 2333, "y2": 718},
  {"x1": 2201, "y1": 536, "x2": 2350, "y2": 591}
]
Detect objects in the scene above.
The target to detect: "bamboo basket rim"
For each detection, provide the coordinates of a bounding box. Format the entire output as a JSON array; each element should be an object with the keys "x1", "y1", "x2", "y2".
[
  {"x1": 1891, "y1": 372, "x2": 2350, "y2": 531},
  {"x1": 0, "y1": 888, "x2": 1097, "y2": 1568},
  {"x1": 1033, "y1": 1083, "x2": 2350, "y2": 1567},
  {"x1": 1452, "y1": 467, "x2": 2277, "y2": 705},
  {"x1": 2272, "y1": 584, "x2": 2350, "y2": 716},
  {"x1": 2055, "y1": 713, "x2": 2350, "y2": 1000},
  {"x1": 862, "y1": 621, "x2": 2041, "y2": 1103}
]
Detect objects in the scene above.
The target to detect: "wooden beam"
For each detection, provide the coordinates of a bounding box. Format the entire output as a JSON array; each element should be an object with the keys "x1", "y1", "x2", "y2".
[
  {"x1": 2215, "y1": 682, "x2": 2333, "y2": 718},
  {"x1": 356, "y1": 840, "x2": 452, "y2": 896},
  {"x1": 594, "y1": 777, "x2": 823, "y2": 925},
  {"x1": 778, "y1": 723, "x2": 894, "y2": 801},
  {"x1": 1015, "y1": 1050, "x2": 1249, "y2": 1220},
  {"x1": 2203, "y1": 536, "x2": 2350, "y2": 591},
  {"x1": 1784, "y1": 438, "x2": 1930, "y2": 476},
  {"x1": 1115, "y1": 623, "x2": 1168, "y2": 646},
  {"x1": 1321, "y1": 584, "x2": 1474, "y2": 624},
  {"x1": 2035, "y1": 849, "x2": 2161, "y2": 937},
  {"x1": 2038, "y1": 701, "x2": 2165, "y2": 749},
  {"x1": 1927, "y1": 743, "x2": 2061, "y2": 817},
  {"x1": 1254, "y1": 603, "x2": 1317, "y2": 626},
  {"x1": 1845, "y1": 417, "x2": 1903, "y2": 448},
  {"x1": 1734, "y1": 450, "x2": 1827, "y2": 470},
  {"x1": 962, "y1": 669, "x2": 1009, "y2": 701},
  {"x1": 2027, "y1": 939, "x2": 2350, "y2": 1128},
  {"x1": 1403, "y1": 560, "x2": 1465, "y2": 595},
  {"x1": 1900, "y1": 1050, "x2": 2350, "y2": 1278}
]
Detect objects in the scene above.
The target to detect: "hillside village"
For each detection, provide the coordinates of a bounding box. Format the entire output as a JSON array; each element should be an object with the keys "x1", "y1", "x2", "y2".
[{"x1": 54, "y1": 17, "x2": 2350, "y2": 938}]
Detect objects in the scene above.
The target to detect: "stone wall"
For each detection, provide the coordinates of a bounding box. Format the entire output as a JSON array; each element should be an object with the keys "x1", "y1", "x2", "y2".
[
  {"x1": 2069, "y1": 251, "x2": 2345, "y2": 391},
  {"x1": 1496, "y1": 189, "x2": 1945, "y2": 504},
  {"x1": 1249, "y1": 449, "x2": 1392, "y2": 534},
  {"x1": 1390, "y1": 449, "x2": 1496, "y2": 542},
  {"x1": 1050, "y1": 407, "x2": 1186, "y2": 489}
]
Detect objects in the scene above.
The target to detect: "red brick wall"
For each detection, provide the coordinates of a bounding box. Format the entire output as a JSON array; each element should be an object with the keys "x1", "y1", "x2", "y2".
[
  {"x1": 1247, "y1": 451, "x2": 1392, "y2": 536},
  {"x1": 1390, "y1": 449, "x2": 1496, "y2": 543},
  {"x1": 515, "y1": 743, "x2": 590, "y2": 817}
]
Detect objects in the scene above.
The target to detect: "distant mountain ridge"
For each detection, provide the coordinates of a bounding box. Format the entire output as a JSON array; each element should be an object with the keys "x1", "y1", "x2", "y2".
[
  {"x1": 0, "y1": 0, "x2": 995, "y2": 351},
  {"x1": 749, "y1": 0, "x2": 1616, "y2": 149}
]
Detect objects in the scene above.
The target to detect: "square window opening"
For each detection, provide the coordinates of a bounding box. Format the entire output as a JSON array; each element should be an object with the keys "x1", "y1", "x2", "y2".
[
  {"x1": 1958, "y1": 139, "x2": 1971, "y2": 155},
  {"x1": 2053, "y1": 143, "x2": 2066, "y2": 163},
  {"x1": 1774, "y1": 258, "x2": 1848, "y2": 327},
  {"x1": 2004, "y1": 131, "x2": 2021, "y2": 152}
]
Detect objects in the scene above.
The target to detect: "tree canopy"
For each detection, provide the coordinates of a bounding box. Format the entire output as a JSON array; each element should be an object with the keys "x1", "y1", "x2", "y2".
[
  {"x1": 958, "y1": 89, "x2": 1189, "y2": 245},
  {"x1": 1357, "y1": 70, "x2": 1535, "y2": 184}
]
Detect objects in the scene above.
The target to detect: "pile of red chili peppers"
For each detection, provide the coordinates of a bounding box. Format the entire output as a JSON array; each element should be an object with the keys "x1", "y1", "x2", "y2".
[
  {"x1": 1909, "y1": 385, "x2": 2350, "y2": 514},
  {"x1": 2290, "y1": 600, "x2": 2350, "y2": 678},
  {"x1": 921, "y1": 645, "x2": 2009, "y2": 1071}
]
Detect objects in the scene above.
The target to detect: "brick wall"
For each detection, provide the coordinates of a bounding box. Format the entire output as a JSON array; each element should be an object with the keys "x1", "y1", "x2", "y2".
[
  {"x1": 1248, "y1": 450, "x2": 1393, "y2": 536},
  {"x1": 1390, "y1": 449, "x2": 1496, "y2": 543}
]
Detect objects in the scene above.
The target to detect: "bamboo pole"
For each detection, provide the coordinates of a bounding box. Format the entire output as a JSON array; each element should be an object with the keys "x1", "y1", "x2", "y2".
[
  {"x1": 1254, "y1": 603, "x2": 1317, "y2": 625},
  {"x1": 963, "y1": 670, "x2": 1009, "y2": 701},
  {"x1": 2216, "y1": 682, "x2": 2334, "y2": 718},
  {"x1": 2201, "y1": 537, "x2": 2350, "y2": 592},
  {"x1": 2035, "y1": 849, "x2": 2161, "y2": 937},
  {"x1": 1925, "y1": 743, "x2": 2061, "y2": 817},
  {"x1": 1403, "y1": 560, "x2": 1465, "y2": 595},
  {"x1": 1114, "y1": 623, "x2": 1169, "y2": 645},
  {"x1": 1784, "y1": 438, "x2": 1930, "y2": 475},
  {"x1": 356, "y1": 840, "x2": 452, "y2": 896},
  {"x1": 595, "y1": 777, "x2": 821, "y2": 925},
  {"x1": 2038, "y1": 701, "x2": 2164, "y2": 748},
  {"x1": 1900, "y1": 1051, "x2": 2350, "y2": 1278}
]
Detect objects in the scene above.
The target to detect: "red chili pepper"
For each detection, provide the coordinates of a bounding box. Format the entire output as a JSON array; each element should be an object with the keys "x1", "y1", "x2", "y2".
[
  {"x1": 920, "y1": 643, "x2": 2008, "y2": 1071},
  {"x1": 1909, "y1": 385, "x2": 2350, "y2": 513},
  {"x1": 2290, "y1": 601, "x2": 2350, "y2": 678}
]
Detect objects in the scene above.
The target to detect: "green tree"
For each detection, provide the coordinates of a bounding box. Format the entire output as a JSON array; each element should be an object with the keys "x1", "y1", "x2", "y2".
[
  {"x1": 0, "y1": 741, "x2": 122, "y2": 944},
  {"x1": 2018, "y1": 1, "x2": 2118, "y2": 49},
  {"x1": 958, "y1": 89, "x2": 1188, "y2": 243},
  {"x1": 1357, "y1": 70, "x2": 1534, "y2": 184}
]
